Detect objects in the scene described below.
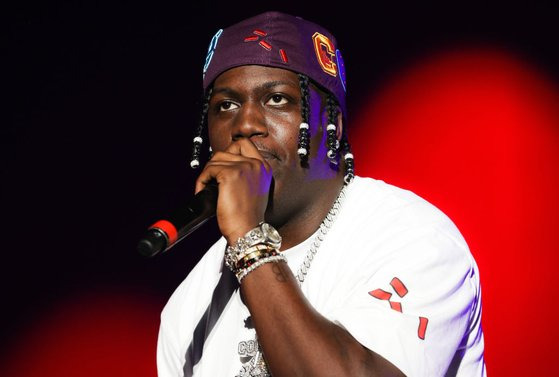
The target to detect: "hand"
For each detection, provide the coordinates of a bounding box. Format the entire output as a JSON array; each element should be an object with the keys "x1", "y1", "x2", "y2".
[{"x1": 195, "y1": 139, "x2": 273, "y2": 245}]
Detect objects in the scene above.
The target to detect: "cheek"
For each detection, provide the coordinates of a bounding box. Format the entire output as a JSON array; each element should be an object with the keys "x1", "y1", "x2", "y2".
[
  {"x1": 207, "y1": 123, "x2": 230, "y2": 151},
  {"x1": 266, "y1": 113, "x2": 300, "y2": 159}
]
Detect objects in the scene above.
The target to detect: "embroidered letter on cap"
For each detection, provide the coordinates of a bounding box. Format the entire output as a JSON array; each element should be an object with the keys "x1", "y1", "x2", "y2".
[
  {"x1": 312, "y1": 32, "x2": 337, "y2": 77},
  {"x1": 203, "y1": 29, "x2": 223, "y2": 77}
]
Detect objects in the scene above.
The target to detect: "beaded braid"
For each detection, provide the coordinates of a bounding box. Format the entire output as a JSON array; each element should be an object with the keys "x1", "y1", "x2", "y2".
[
  {"x1": 297, "y1": 74, "x2": 354, "y2": 183},
  {"x1": 340, "y1": 125, "x2": 355, "y2": 184},
  {"x1": 190, "y1": 89, "x2": 212, "y2": 169},
  {"x1": 326, "y1": 94, "x2": 340, "y2": 163},
  {"x1": 297, "y1": 74, "x2": 310, "y2": 163}
]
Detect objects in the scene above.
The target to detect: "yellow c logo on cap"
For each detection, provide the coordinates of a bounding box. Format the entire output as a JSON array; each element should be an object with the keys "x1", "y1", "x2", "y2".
[{"x1": 312, "y1": 32, "x2": 337, "y2": 77}]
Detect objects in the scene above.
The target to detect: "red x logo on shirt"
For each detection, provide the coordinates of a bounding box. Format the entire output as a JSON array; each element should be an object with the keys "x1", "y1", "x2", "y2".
[{"x1": 369, "y1": 277, "x2": 429, "y2": 340}]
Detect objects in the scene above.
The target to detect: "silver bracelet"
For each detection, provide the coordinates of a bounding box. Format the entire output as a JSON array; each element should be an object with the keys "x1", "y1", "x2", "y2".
[{"x1": 235, "y1": 254, "x2": 287, "y2": 283}]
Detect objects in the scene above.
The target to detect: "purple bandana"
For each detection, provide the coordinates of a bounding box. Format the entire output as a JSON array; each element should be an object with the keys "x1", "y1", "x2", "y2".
[{"x1": 202, "y1": 11, "x2": 347, "y2": 117}]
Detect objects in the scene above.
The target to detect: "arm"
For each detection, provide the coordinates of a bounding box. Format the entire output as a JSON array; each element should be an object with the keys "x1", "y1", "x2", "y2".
[{"x1": 242, "y1": 261, "x2": 406, "y2": 377}]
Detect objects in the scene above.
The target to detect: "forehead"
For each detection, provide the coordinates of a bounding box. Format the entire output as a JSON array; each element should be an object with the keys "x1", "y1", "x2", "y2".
[{"x1": 212, "y1": 65, "x2": 300, "y2": 90}]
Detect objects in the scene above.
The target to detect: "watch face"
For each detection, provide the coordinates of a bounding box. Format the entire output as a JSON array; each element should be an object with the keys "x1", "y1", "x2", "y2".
[{"x1": 262, "y1": 223, "x2": 282, "y2": 244}]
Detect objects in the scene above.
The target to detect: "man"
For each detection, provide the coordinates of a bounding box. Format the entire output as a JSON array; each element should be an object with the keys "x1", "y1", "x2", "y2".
[{"x1": 157, "y1": 11, "x2": 486, "y2": 377}]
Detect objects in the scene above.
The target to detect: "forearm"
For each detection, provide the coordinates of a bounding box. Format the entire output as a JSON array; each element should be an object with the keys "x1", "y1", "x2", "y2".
[{"x1": 241, "y1": 261, "x2": 405, "y2": 377}]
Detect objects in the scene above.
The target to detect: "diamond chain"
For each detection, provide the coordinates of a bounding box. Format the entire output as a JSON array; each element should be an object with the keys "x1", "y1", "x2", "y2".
[{"x1": 295, "y1": 184, "x2": 348, "y2": 285}]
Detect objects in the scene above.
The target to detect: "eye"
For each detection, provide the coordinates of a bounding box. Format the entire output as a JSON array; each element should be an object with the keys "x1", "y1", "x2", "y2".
[
  {"x1": 266, "y1": 94, "x2": 288, "y2": 106},
  {"x1": 218, "y1": 101, "x2": 239, "y2": 112}
]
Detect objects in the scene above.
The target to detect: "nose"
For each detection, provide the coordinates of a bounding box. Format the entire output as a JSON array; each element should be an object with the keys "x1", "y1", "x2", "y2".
[{"x1": 231, "y1": 102, "x2": 268, "y2": 141}]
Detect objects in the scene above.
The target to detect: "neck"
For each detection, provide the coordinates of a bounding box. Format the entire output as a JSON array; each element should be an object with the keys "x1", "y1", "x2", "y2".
[{"x1": 273, "y1": 174, "x2": 346, "y2": 251}]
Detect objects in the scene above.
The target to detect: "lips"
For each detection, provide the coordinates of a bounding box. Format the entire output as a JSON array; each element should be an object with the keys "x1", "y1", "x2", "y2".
[
  {"x1": 253, "y1": 143, "x2": 279, "y2": 161},
  {"x1": 257, "y1": 149, "x2": 279, "y2": 160}
]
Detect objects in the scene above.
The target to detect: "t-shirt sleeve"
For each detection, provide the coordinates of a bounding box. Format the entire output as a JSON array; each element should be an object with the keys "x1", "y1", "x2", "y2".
[
  {"x1": 157, "y1": 314, "x2": 185, "y2": 377},
  {"x1": 156, "y1": 238, "x2": 227, "y2": 377},
  {"x1": 327, "y1": 223, "x2": 481, "y2": 377}
]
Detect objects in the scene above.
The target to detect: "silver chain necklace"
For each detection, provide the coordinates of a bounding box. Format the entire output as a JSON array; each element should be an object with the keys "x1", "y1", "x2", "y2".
[{"x1": 235, "y1": 183, "x2": 349, "y2": 377}]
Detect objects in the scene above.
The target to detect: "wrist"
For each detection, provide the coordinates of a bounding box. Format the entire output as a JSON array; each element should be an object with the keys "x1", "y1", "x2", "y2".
[
  {"x1": 224, "y1": 222, "x2": 285, "y2": 283},
  {"x1": 227, "y1": 222, "x2": 282, "y2": 248},
  {"x1": 224, "y1": 221, "x2": 264, "y2": 247}
]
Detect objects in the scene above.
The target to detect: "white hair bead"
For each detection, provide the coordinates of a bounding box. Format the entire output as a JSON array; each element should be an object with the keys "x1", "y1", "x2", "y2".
[
  {"x1": 327, "y1": 124, "x2": 336, "y2": 131},
  {"x1": 344, "y1": 173, "x2": 354, "y2": 184},
  {"x1": 297, "y1": 148, "x2": 308, "y2": 156},
  {"x1": 190, "y1": 159, "x2": 200, "y2": 168},
  {"x1": 193, "y1": 136, "x2": 203, "y2": 144},
  {"x1": 299, "y1": 122, "x2": 309, "y2": 130},
  {"x1": 344, "y1": 153, "x2": 354, "y2": 160}
]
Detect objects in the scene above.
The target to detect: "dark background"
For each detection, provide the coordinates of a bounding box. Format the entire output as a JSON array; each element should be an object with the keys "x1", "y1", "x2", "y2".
[{"x1": 4, "y1": 1, "x2": 559, "y2": 375}]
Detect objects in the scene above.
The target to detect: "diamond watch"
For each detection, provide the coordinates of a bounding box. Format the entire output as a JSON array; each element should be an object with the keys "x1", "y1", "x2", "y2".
[
  {"x1": 225, "y1": 222, "x2": 282, "y2": 271},
  {"x1": 245, "y1": 222, "x2": 282, "y2": 249}
]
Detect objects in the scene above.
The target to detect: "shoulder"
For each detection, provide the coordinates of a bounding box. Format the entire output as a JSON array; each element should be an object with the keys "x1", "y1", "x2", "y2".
[
  {"x1": 330, "y1": 176, "x2": 478, "y2": 295},
  {"x1": 346, "y1": 176, "x2": 462, "y2": 227},
  {"x1": 343, "y1": 176, "x2": 469, "y2": 255}
]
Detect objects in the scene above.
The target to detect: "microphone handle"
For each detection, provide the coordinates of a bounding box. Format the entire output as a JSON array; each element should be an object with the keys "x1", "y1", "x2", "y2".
[{"x1": 137, "y1": 184, "x2": 218, "y2": 257}]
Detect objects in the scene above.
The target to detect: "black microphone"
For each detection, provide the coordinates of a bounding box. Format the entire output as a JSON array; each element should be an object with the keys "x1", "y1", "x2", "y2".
[{"x1": 137, "y1": 183, "x2": 218, "y2": 257}]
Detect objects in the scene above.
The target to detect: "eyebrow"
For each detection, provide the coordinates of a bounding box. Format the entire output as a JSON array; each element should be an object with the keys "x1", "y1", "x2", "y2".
[
  {"x1": 261, "y1": 80, "x2": 299, "y2": 90},
  {"x1": 212, "y1": 80, "x2": 299, "y2": 96}
]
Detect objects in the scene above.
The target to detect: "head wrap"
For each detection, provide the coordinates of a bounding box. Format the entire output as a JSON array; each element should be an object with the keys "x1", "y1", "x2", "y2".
[{"x1": 202, "y1": 11, "x2": 347, "y2": 117}]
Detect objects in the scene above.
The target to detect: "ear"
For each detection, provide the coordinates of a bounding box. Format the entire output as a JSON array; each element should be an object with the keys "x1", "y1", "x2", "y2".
[{"x1": 336, "y1": 110, "x2": 344, "y2": 141}]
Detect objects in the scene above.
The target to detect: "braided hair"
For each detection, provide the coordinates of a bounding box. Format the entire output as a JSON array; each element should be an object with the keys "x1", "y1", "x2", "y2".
[
  {"x1": 297, "y1": 74, "x2": 355, "y2": 184},
  {"x1": 325, "y1": 94, "x2": 340, "y2": 163},
  {"x1": 297, "y1": 74, "x2": 311, "y2": 164},
  {"x1": 340, "y1": 122, "x2": 355, "y2": 184},
  {"x1": 189, "y1": 76, "x2": 355, "y2": 183},
  {"x1": 189, "y1": 89, "x2": 212, "y2": 168}
]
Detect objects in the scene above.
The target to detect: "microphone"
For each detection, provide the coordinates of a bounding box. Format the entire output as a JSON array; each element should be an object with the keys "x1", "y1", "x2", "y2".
[{"x1": 137, "y1": 183, "x2": 218, "y2": 257}]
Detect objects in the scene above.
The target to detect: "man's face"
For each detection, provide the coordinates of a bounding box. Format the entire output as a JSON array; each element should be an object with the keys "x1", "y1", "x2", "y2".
[{"x1": 206, "y1": 65, "x2": 339, "y2": 226}]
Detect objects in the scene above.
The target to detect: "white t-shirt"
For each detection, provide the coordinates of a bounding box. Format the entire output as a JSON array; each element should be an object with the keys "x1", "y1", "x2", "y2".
[{"x1": 157, "y1": 176, "x2": 486, "y2": 377}]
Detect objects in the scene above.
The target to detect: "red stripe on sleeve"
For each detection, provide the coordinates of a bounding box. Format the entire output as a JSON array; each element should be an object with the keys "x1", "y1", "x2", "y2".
[
  {"x1": 368, "y1": 289, "x2": 392, "y2": 300},
  {"x1": 390, "y1": 277, "x2": 409, "y2": 297},
  {"x1": 418, "y1": 317, "x2": 429, "y2": 340},
  {"x1": 389, "y1": 301, "x2": 403, "y2": 313}
]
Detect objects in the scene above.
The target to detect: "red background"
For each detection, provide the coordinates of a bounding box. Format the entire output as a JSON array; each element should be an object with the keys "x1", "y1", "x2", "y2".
[
  {"x1": 4, "y1": 2, "x2": 559, "y2": 376},
  {"x1": 353, "y1": 49, "x2": 559, "y2": 376}
]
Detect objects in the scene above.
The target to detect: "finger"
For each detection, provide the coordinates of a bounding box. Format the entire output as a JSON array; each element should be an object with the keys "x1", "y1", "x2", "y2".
[
  {"x1": 194, "y1": 163, "x2": 226, "y2": 194},
  {"x1": 214, "y1": 143, "x2": 272, "y2": 176},
  {"x1": 225, "y1": 139, "x2": 264, "y2": 162},
  {"x1": 207, "y1": 152, "x2": 267, "y2": 176},
  {"x1": 194, "y1": 161, "x2": 252, "y2": 194},
  {"x1": 228, "y1": 139, "x2": 273, "y2": 174},
  {"x1": 209, "y1": 150, "x2": 253, "y2": 163}
]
